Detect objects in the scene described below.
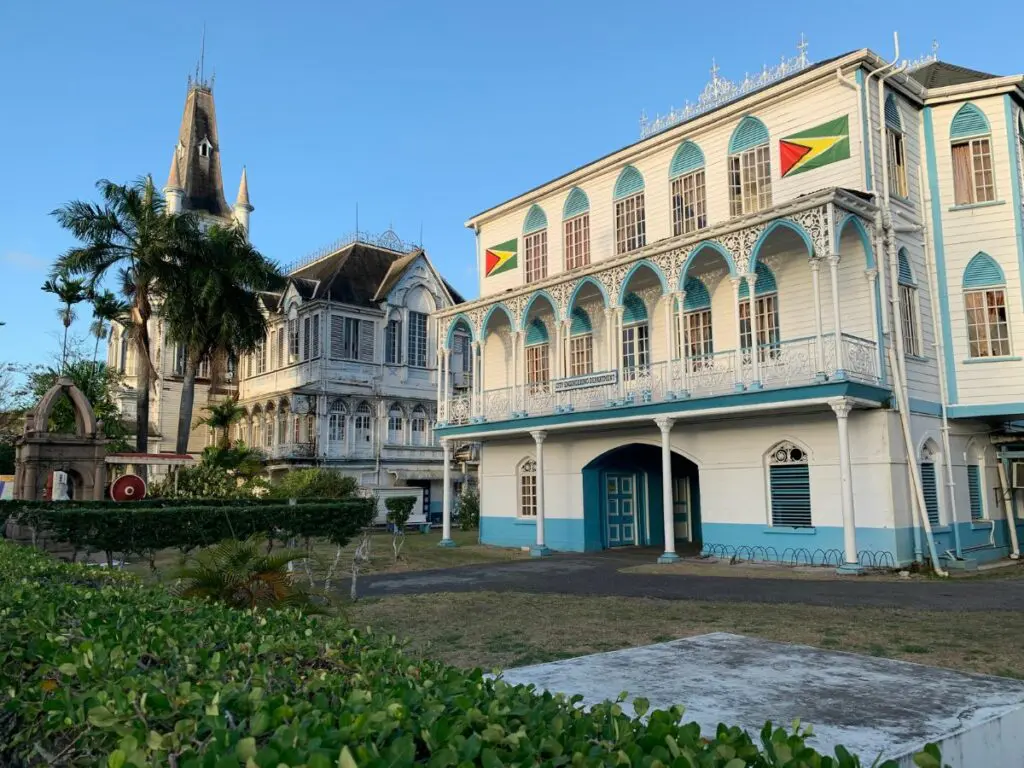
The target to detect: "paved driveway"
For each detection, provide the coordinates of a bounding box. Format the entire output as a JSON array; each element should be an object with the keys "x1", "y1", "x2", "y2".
[{"x1": 359, "y1": 550, "x2": 1024, "y2": 611}]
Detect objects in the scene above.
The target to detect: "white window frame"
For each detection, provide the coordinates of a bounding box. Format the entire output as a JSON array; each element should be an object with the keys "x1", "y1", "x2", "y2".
[
  {"x1": 526, "y1": 343, "x2": 550, "y2": 389},
  {"x1": 951, "y1": 136, "x2": 996, "y2": 205},
  {"x1": 728, "y1": 144, "x2": 772, "y2": 216},
  {"x1": 886, "y1": 127, "x2": 909, "y2": 198},
  {"x1": 410, "y1": 408, "x2": 427, "y2": 446},
  {"x1": 407, "y1": 311, "x2": 428, "y2": 368},
  {"x1": 740, "y1": 294, "x2": 780, "y2": 359},
  {"x1": 517, "y1": 458, "x2": 537, "y2": 518},
  {"x1": 621, "y1": 322, "x2": 650, "y2": 377},
  {"x1": 964, "y1": 288, "x2": 1011, "y2": 358},
  {"x1": 564, "y1": 213, "x2": 590, "y2": 270},
  {"x1": 387, "y1": 405, "x2": 404, "y2": 444},
  {"x1": 524, "y1": 229, "x2": 548, "y2": 283},
  {"x1": 569, "y1": 334, "x2": 593, "y2": 377},
  {"x1": 899, "y1": 282, "x2": 921, "y2": 357},
  {"x1": 614, "y1": 193, "x2": 646, "y2": 254},
  {"x1": 354, "y1": 404, "x2": 373, "y2": 447},
  {"x1": 766, "y1": 441, "x2": 812, "y2": 528},
  {"x1": 680, "y1": 308, "x2": 713, "y2": 368},
  {"x1": 384, "y1": 317, "x2": 401, "y2": 365},
  {"x1": 671, "y1": 169, "x2": 708, "y2": 236},
  {"x1": 328, "y1": 402, "x2": 346, "y2": 443}
]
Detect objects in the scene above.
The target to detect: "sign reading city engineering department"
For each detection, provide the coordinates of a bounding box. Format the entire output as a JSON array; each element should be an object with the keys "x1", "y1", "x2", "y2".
[{"x1": 553, "y1": 370, "x2": 618, "y2": 392}]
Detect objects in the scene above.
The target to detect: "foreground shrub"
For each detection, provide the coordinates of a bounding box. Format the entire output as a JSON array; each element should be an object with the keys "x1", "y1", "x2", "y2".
[
  {"x1": 385, "y1": 495, "x2": 417, "y2": 561},
  {"x1": 269, "y1": 468, "x2": 358, "y2": 500},
  {"x1": 456, "y1": 487, "x2": 480, "y2": 531},
  {"x1": 0, "y1": 542, "x2": 943, "y2": 767}
]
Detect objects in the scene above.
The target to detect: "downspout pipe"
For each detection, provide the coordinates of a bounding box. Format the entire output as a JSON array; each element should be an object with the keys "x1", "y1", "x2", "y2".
[{"x1": 997, "y1": 455, "x2": 1021, "y2": 558}]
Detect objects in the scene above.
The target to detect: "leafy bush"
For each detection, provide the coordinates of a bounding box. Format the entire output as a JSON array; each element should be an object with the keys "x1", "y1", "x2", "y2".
[
  {"x1": 385, "y1": 496, "x2": 417, "y2": 562},
  {"x1": 269, "y1": 468, "x2": 359, "y2": 500},
  {"x1": 457, "y1": 487, "x2": 480, "y2": 531},
  {"x1": 147, "y1": 462, "x2": 244, "y2": 499},
  {"x1": 9, "y1": 499, "x2": 376, "y2": 564},
  {"x1": 0, "y1": 542, "x2": 943, "y2": 767},
  {"x1": 172, "y1": 535, "x2": 326, "y2": 613}
]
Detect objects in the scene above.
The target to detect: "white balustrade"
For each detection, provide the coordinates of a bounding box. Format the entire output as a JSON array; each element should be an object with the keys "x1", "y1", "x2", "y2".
[
  {"x1": 686, "y1": 349, "x2": 737, "y2": 397},
  {"x1": 841, "y1": 333, "x2": 880, "y2": 383}
]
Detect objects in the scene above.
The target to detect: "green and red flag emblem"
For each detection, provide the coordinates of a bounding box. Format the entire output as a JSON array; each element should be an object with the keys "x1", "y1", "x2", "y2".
[
  {"x1": 779, "y1": 115, "x2": 850, "y2": 177},
  {"x1": 485, "y1": 238, "x2": 517, "y2": 277}
]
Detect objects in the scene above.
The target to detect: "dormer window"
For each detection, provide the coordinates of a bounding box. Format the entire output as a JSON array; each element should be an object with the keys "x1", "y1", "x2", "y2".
[{"x1": 198, "y1": 139, "x2": 212, "y2": 158}]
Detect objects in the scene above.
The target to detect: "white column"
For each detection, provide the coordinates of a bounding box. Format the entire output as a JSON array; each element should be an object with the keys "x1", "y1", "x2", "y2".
[
  {"x1": 439, "y1": 439, "x2": 455, "y2": 546},
  {"x1": 810, "y1": 258, "x2": 826, "y2": 378},
  {"x1": 828, "y1": 254, "x2": 846, "y2": 376},
  {"x1": 470, "y1": 340, "x2": 480, "y2": 418},
  {"x1": 676, "y1": 290, "x2": 689, "y2": 394},
  {"x1": 513, "y1": 330, "x2": 522, "y2": 411},
  {"x1": 746, "y1": 273, "x2": 761, "y2": 389},
  {"x1": 530, "y1": 430, "x2": 550, "y2": 556},
  {"x1": 614, "y1": 306, "x2": 624, "y2": 395},
  {"x1": 435, "y1": 344, "x2": 443, "y2": 417},
  {"x1": 831, "y1": 398, "x2": 861, "y2": 572},
  {"x1": 478, "y1": 336, "x2": 487, "y2": 419},
  {"x1": 731, "y1": 277, "x2": 744, "y2": 391},
  {"x1": 604, "y1": 308, "x2": 615, "y2": 372},
  {"x1": 656, "y1": 417, "x2": 679, "y2": 563},
  {"x1": 663, "y1": 293, "x2": 675, "y2": 364}
]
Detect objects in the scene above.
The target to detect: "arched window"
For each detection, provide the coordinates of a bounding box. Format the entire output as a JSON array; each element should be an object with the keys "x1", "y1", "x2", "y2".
[
  {"x1": 410, "y1": 405, "x2": 428, "y2": 446},
  {"x1": 670, "y1": 141, "x2": 707, "y2": 235},
  {"x1": 563, "y1": 188, "x2": 590, "y2": 270},
  {"x1": 523, "y1": 204, "x2": 548, "y2": 283},
  {"x1": 328, "y1": 399, "x2": 346, "y2": 444},
  {"x1": 384, "y1": 311, "x2": 402, "y2": 365},
  {"x1": 897, "y1": 248, "x2": 920, "y2": 357},
  {"x1": 613, "y1": 166, "x2": 646, "y2": 254},
  {"x1": 621, "y1": 292, "x2": 650, "y2": 378},
  {"x1": 387, "y1": 403, "x2": 404, "y2": 444},
  {"x1": 728, "y1": 117, "x2": 772, "y2": 215},
  {"x1": 277, "y1": 402, "x2": 288, "y2": 445},
  {"x1": 919, "y1": 440, "x2": 941, "y2": 526},
  {"x1": 287, "y1": 305, "x2": 299, "y2": 362},
  {"x1": 679, "y1": 277, "x2": 713, "y2": 368},
  {"x1": 524, "y1": 317, "x2": 550, "y2": 390},
  {"x1": 119, "y1": 333, "x2": 129, "y2": 374},
  {"x1": 517, "y1": 458, "x2": 537, "y2": 518},
  {"x1": 885, "y1": 94, "x2": 909, "y2": 198},
  {"x1": 950, "y1": 103, "x2": 995, "y2": 205},
  {"x1": 963, "y1": 252, "x2": 1011, "y2": 358},
  {"x1": 252, "y1": 414, "x2": 262, "y2": 448},
  {"x1": 354, "y1": 402, "x2": 373, "y2": 447},
  {"x1": 263, "y1": 406, "x2": 275, "y2": 449},
  {"x1": 306, "y1": 414, "x2": 315, "y2": 446},
  {"x1": 739, "y1": 263, "x2": 779, "y2": 359},
  {"x1": 568, "y1": 306, "x2": 593, "y2": 377},
  {"x1": 767, "y1": 441, "x2": 811, "y2": 528}
]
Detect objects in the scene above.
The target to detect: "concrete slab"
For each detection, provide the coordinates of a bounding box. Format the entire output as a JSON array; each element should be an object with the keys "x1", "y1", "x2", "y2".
[{"x1": 499, "y1": 633, "x2": 1024, "y2": 767}]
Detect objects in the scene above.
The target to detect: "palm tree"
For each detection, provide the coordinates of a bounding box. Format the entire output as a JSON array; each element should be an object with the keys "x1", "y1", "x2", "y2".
[
  {"x1": 52, "y1": 176, "x2": 190, "y2": 457},
  {"x1": 41, "y1": 269, "x2": 90, "y2": 374},
  {"x1": 199, "y1": 396, "x2": 246, "y2": 449},
  {"x1": 161, "y1": 224, "x2": 283, "y2": 454},
  {"x1": 88, "y1": 290, "x2": 130, "y2": 370}
]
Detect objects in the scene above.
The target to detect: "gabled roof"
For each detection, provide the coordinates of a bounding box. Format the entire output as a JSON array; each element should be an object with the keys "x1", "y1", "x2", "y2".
[
  {"x1": 909, "y1": 61, "x2": 998, "y2": 89},
  {"x1": 373, "y1": 251, "x2": 422, "y2": 302}
]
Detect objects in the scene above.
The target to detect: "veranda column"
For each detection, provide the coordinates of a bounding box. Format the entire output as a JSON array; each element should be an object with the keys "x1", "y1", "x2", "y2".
[
  {"x1": 470, "y1": 340, "x2": 480, "y2": 418},
  {"x1": 809, "y1": 258, "x2": 826, "y2": 380},
  {"x1": 477, "y1": 336, "x2": 487, "y2": 419},
  {"x1": 676, "y1": 290, "x2": 689, "y2": 394},
  {"x1": 655, "y1": 417, "x2": 679, "y2": 563},
  {"x1": 435, "y1": 344, "x2": 443, "y2": 419},
  {"x1": 614, "y1": 306, "x2": 624, "y2": 396},
  {"x1": 830, "y1": 398, "x2": 861, "y2": 573},
  {"x1": 439, "y1": 439, "x2": 456, "y2": 547},
  {"x1": 604, "y1": 308, "x2": 615, "y2": 373},
  {"x1": 530, "y1": 430, "x2": 551, "y2": 556},
  {"x1": 828, "y1": 254, "x2": 846, "y2": 377},
  {"x1": 746, "y1": 273, "x2": 762, "y2": 389},
  {"x1": 730, "y1": 277, "x2": 744, "y2": 391}
]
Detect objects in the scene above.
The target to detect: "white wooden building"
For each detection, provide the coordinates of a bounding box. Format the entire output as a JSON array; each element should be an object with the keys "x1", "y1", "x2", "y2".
[{"x1": 432, "y1": 43, "x2": 1024, "y2": 570}]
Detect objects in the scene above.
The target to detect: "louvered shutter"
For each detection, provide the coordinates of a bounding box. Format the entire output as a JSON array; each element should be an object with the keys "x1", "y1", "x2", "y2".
[
  {"x1": 330, "y1": 316, "x2": 344, "y2": 360},
  {"x1": 311, "y1": 313, "x2": 320, "y2": 358},
  {"x1": 358, "y1": 320, "x2": 375, "y2": 362},
  {"x1": 967, "y1": 465, "x2": 984, "y2": 520},
  {"x1": 276, "y1": 328, "x2": 285, "y2": 368},
  {"x1": 302, "y1": 317, "x2": 311, "y2": 361},
  {"x1": 920, "y1": 462, "x2": 940, "y2": 525},
  {"x1": 769, "y1": 464, "x2": 811, "y2": 527}
]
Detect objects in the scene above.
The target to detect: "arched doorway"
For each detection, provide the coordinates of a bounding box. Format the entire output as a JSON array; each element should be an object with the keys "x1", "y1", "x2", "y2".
[{"x1": 581, "y1": 443, "x2": 701, "y2": 551}]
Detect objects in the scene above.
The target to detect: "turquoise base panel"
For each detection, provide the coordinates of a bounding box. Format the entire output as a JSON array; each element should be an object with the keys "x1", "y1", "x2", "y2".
[
  {"x1": 479, "y1": 517, "x2": 590, "y2": 552},
  {"x1": 700, "y1": 522, "x2": 900, "y2": 564}
]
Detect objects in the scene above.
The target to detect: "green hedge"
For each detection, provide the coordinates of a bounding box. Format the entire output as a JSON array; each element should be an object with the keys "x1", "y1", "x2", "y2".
[
  {"x1": 6, "y1": 500, "x2": 376, "y2": 561},
  {"x1": 0, "y1": 543, "x2": 942, "y2": 767},
  {"x1": 1, "y1": 497, "x2": 337, "y2": 512}
]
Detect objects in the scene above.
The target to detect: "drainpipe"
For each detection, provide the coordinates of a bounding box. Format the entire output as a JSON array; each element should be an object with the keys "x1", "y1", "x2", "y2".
[
  {"x1": 997, "y1": 456, "x2": 1021, "y2": 558},
  {"x1": 914, "y1": 170, "x2": 963, "y2": 559}
]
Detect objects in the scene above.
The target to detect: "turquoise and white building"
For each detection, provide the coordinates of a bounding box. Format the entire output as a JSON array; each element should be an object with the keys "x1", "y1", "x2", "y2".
[{"x1": 433, "y1": 43, "x2": 1024, "y2": 570}]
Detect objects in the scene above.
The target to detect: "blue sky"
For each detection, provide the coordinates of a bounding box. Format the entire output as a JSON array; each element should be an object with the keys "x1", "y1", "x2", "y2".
[{"x1": 0, "y1": 1, "x2": 1016, "y2": 368}]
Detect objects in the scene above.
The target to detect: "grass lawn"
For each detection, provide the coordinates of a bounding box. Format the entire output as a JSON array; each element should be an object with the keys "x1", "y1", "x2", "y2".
[{"x1": 348, "y1": 591, "x2": 1024, "y2": 679}]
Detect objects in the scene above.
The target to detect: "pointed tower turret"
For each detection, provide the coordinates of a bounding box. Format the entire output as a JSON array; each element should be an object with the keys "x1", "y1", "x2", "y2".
[{"x1": 233, "y1": 166, "x2": 253, "y2": 236}]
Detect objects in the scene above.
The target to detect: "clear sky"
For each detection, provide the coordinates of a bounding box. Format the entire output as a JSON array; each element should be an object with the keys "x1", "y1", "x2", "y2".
[{"x1": 0, "y1": 1, "x2": 1017, "y2": 368}]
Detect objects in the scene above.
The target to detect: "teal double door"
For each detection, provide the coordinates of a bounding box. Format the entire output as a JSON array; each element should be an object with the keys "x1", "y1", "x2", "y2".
[{"x1": 604, "y1": 472, "x2": 639, "y2": 547}]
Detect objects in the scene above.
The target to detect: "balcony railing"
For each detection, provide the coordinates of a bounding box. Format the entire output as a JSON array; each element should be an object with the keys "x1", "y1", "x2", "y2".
[{"x1": 439, "y1": 333, "x2": 879, "y2": 427}]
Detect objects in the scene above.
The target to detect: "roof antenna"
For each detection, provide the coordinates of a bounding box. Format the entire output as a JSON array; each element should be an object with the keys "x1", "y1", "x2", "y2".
[{"x1": 419, "y1": 222, "x2": 423, "y2": 247}]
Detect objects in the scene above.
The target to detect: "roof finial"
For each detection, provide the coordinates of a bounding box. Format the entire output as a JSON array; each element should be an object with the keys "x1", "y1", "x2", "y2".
[
  {"x1": 932, "y1": 39, "x2": 940, "y2": 58},
  {"x1": 709, "y1": 58, "x2": 720, "y2": 82},
  {"x1": 200, "y1": 24, "x2": 206, "y2": 84},
  {"x1": 797, "y1": 33, "x2": 809, "y2": 65}
]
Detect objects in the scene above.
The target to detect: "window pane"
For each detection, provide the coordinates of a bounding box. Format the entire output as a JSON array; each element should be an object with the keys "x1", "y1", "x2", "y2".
[
  {"x1": 564, "y1": 214, "x2": 590, "y2": 270},
  {"x1": 952, "y1": 142, "x2": 974, "y2": 205},
  {"x1": 525, "y1": 229, "x2": 548, "y2": 282},
  {"x1": 408, "y1": 312, "x2": 428, "y2": 367},
  {"x1": 971, "y1": 139, "x2": 996, "y2": 202},
  {"x1": 526, "y1": 344, "x2": 550, "y2": 387},
  {"x1": 569, "y1": 335, "x2": 593, "y2": 376}
]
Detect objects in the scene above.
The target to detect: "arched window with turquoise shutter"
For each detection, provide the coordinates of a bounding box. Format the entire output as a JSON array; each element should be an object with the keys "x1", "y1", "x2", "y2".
[
  {"x1": 728, "y1": 117, "x2": 772, "y2": 216},
  {"x1": 738, "y1": 263, "x2": 777, "y2": 299},
  {"x1": 884, "y1": 94, "x2": 903, "y2": 131},
  {"x1": 525, "y1": 316, "x2": 549, "y2": 346},
  {"x1": 523, "y1": 204, "x2": 547, "y2": 234},
  {"x1": 620, "y1": 292, "x2": 650, "y2": 374},
  {"x1": 670, "y1": 141, "x2": 705, "y2": 178},
  {"x1": 569, "y1": 306, "x2": 592, "y2": 336},
  {"x1": 523, "y1": 204, "x2": 549, "y2": 283},
  {"x1": 567, "y1": 306, "x2": 594, "y2": 376},
  {"x1": 885, "y1": 94, "x2": 909, "y2": 197},
  {"x1": 897, "y1": 249, "x2": 915, "y2": 286},
  {"x1": 563, "y1": 188, "x2": 591, "y2": 270},
  {"x1": 897, "y1": 248, "x2": 921, "y2": 356},
  {"x1": 563, "y1": 188, "x2": 589, "y2": 219},
  {"x1": 682, "y1": 277, "x2": 711, "y2": 311},
  {"x1": 680, "y1": 277, "x2": 713, "y2": 361},
  {"x1": 670, "y1": 141, "x2": 708, "y2": 236},
  {"x1": 613, "y1": 167, "x2": 646, "y2": 255},
  {"x1": 950, "y1": 103, "x2": 996, "y2": 205},
  {"x1": 962, "y1": 252, "x2": 1011, "y2": 358},
  {"x1": 621, "y1": 292, "x2": 648, "y2": 324},
  {"x1": 739, "y1": 264, "x2": 780, "y2": 354}
]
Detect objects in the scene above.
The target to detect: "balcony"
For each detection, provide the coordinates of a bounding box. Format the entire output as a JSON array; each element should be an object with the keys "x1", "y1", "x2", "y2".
[{"x1": 439, "y1": 333, "x2": 880, "y2": 426}]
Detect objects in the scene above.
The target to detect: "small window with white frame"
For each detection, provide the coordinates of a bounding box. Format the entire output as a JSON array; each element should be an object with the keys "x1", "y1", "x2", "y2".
[
  {"x1": 727, "y1": 117, "x2": 772, "y2": 216},
  {"x1": 613, "y1": 166, "x2": 646, "y2": 255},
  {"x1": 885, "y1": 94, "x2": 909, "y2": 198},
  {"x1": 677, "y1": 278, "x2": 713, "y2": 369},
  {"x1": 950, "y1": 103, "x2": 996, "y2": 206},
  {"x1": 564, "y1": 213, "x2": 590, "y2": 270},
  {"x1": 620, "y1": 293, "x2": 650, "y2": 379},
  {"x1": 897, "y1": 249, "x2": 921, "y2": 357},
  {"x1": 328, "y1": 400, "x2": 346, "y2": 444},
  {"x1": 387, "y1": 403, "x2": 404, "y2": 444},
  {"x1": 410, "y1": 406, "x2": 427, "y2": 446},
  {"x1": 518, "y1": 457, "x2": 537, "y2": 517},
  {"x1": 407, "y1": 311, "x2": 428, "y2": 367},
  {"x1": 739, "y1": 264, "x2": 780, "y2": 361},
  {"x1": 568, "y1": 306, "x2": 593, "y2": 377},
  {"x1": 962, "y1": 252, "x2": 1011, "y2": 358}
]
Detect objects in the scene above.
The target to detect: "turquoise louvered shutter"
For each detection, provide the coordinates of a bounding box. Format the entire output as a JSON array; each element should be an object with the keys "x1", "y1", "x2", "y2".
[
  {"x1": 728, "y1": 116, "x2": 769, "y2": 153},
  {"x1": 950, "y1": 103, "x2": 990, "y2": 139},
  {"x1": 621, "y1": 292, "x2": 648, "y2": 324},
  {"x1": 920, "y1": 462, "x2": 940, "y2": 526},
  {"x1": 738, "y1": 263, "x2": 778, "y2": 299},
  {"x1": 569, "y1": 307, "x2": 592, "y2": 336},
  {"x1": 614, "y1": 166, "x2": 645, "y2": 200},
  {"x1": 885, "y1": 95, "x2": 902, "y2": 130},
  {"x1": 563, "y1": 188, "x2": 590, "y2": 219},
  {"x1": 523, "y1": 204, "x2": 548, "y2": 234},
  {"x1": 967, "y1": 464, "x2": 984, "y2": 521},
  {"x1": 525, "y1": 317, "x2": 549, "y2": 346},
  {"x1": 769, "y1": 464, "x2": 811, "y2": 527},
  {"x1": 670, "y1": 141, "x2": 705, "y2": 178},
  {"x1": 898, "y1": 250, "x2": 915, "y2": 286},
  {"x1": 963, "y1": 252, "x2": 1005, "y2": 288},
  {"x1": 682, "y1": 277, "x2": 711, "y2": 311}
]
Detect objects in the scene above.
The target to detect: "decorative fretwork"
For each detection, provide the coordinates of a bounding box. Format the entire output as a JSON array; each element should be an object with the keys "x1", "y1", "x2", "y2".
[
  {"x1": 466, "y1": 307, "x2": 485, "y2": 338},
  {"x1": 650, "y1": 247, "x2": 684, "y2": 289},
  {"x1": 792, "y1": 207, "x2": 830, "y2": 258},
  {"x1": 770, "y1": 441, "x2": 808, "y2": 465},
  {"x1": 721, "y1": 227, "x2": 763, "y2": 274},
  {"x1": 600, "y1": 264, "x2": 634, "y2": 306},
  {"x1": 549, "y1": 281, "x2": 573, "y2": 318}
]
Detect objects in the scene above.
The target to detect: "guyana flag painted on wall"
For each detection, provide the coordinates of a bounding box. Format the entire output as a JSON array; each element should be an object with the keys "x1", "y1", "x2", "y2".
[
  {"x1": 485, "y1": 238, "x2": 518, "y2": 277},
  {"x1": 779, "y1": 115, "x2": 851, "y2": 177}
]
